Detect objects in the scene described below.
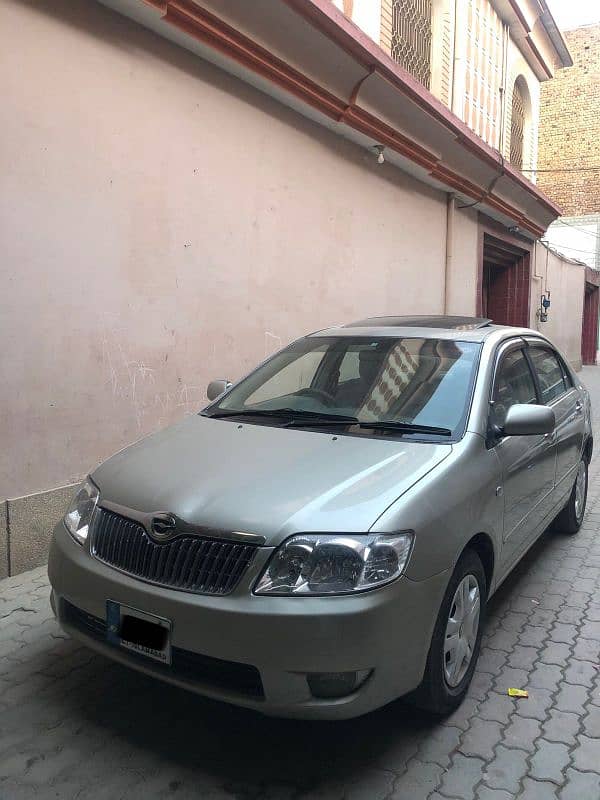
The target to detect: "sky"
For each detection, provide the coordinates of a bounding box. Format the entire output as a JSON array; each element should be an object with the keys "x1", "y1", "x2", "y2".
[{"x1": 547, "y1": 0, "x2": 600, "y2": 31}]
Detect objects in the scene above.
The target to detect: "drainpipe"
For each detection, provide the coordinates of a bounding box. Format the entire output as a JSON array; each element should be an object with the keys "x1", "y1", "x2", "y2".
[{"x1": 444, "y1": 193, "x2": 456, "y2": 314}]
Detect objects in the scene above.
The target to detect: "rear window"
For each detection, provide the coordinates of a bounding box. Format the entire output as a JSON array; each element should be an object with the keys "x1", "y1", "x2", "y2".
[{"x1": 528, "y1": 347, "x2": 568, "y2": 404}]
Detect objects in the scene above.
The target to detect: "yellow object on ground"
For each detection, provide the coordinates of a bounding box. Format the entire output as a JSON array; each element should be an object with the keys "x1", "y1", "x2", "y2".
[{"x1": 508, "y1": 688, "x2": 529, "y2": 698}]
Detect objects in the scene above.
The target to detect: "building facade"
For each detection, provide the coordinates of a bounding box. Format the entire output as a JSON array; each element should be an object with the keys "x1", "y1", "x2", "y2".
[
  {"x1": 0, "y1": 0, "x2": 583, "y2": 575},
  {"x1": 334, "y1": 0, "x2": 571, "y2": 174},
  {"x1": 538, "y1": 25, "x2": 600, "y2": 268},
  {"x1": 537, "y1": 24, "x2": 600, "y2": 364}
]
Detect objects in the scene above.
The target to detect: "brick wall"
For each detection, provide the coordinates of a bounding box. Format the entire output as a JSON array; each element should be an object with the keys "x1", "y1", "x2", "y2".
[{"x1": 538, "y1": 25, "x2": 600, "y2": 215}]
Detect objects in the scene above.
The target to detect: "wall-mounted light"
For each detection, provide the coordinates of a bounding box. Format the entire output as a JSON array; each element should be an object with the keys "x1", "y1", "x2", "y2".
[
  {"x1": 537, "y1": 291, "x2": 551, "y2": 323},
  {"x1": 373, "y1": 145, "x2": 385, "y2": 165}
]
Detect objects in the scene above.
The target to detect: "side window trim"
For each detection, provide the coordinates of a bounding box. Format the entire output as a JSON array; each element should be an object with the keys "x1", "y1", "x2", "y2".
[
  {"x1": 487, "y1": 338, "x2": 538, "y2": 446},
  {"x1": 525, "y1": 342, "x2": 569, "y2": 405}
]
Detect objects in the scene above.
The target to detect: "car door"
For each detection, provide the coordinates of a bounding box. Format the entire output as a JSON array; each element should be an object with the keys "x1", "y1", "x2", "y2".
[
  {"x1": 526, "y1": 343, "x2": 584, "y2": 493},
  {"x1": 490, "y1": 342, "x2": 557, "y2": 571}
]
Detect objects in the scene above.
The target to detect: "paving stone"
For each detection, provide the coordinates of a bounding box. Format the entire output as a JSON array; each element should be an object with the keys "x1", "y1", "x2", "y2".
[
  {"x1": 585, "y1": 605, "x2": 600, "y2": 622},
  {"x1": 529, "y1": 664, "x2": 563, "y2": 691},
  {"x1": 582, "y1": 704, "x2": 600, "y2": 738},
  {"x1": 476, "y1": 788, "x2": 513, "y2": 800},
  {"x1": 478, "y1": 648, "x2": 508, "y2": 675},
  {"x1": 477, "y1": 692, "x2": 515, "y2": 725},
  {"x1": 504, "y1": 716, "x2": 542, "y2": 751},
  {"x1": 538, "y1": 595, "x2": 566, "y2": 612},
  {"x1": 542, "y1": 710, "x2": 581, "y2": 746},
  {"x1": 556, "y1": 607, "x2": 582, "y2": 625},
  {"x1": 580, "y1": 621, "x2": 600, "y2": 641},
  {"x1": 558, "y1": 769, "x2": 600, "y2": 800},
  {"x1": 564, "y1": 659, "x2": 597, "y2": 688},
  {"x1": 530, "y1": 609, "x2": 559, "y2": 628},
  {"x1": 555, "y1": 684, "x2": 589, "y2": 715},
  {"x1": 460, "y1": 718, "x2": 503, "y2": 760},
  {"x1": 483, "y1": 745, "x2": 528, "y2": 794},
  {"x1": 500, "y1": 612, "x2": 529, "y2": 632},
  {"x1": 439, "y1": 753, "x2": 485, "y2": 799},
  {"x1": 564, "y1": 592, "x2": 590, "y2": 609},
  {"x1": 391, "y1": 759, "x2": 443, "y2": 799},
  {"x1": 529, "y1": 741, "x2": 570, "y2": 785},
  {"x1": 549, "y1": 624, "x2": 577, "y2": 645},
  {"x1": 415, "y1": 725, "x2": 461, "y2": 768},
  {"x1": 441, "y1": 697, "x2": 481, "y2": 731},
  {"x1": 518, "y1": 777, "x2": 558, "y2": 799},
  {"x1": 520, "y1": 626, "x2": 548, "y2": 648},
  {"x1": 485, "y1": 627, "x2": 521, "y2": 652},
  {"x1": 571, "y1": 734, "x2": 600, "y2": 772},
  {"x1": 513, "y1": 688, "x2": 554, "y2": 722},
  {"x1": 572, "y1": 637, "x2": 600, "y2": 662},
  {"x1": 467, "y1": 670, "x2": 496, "y2": 701},
  {"x1": 494, "y1": 667, "x2": 530, "y2": 695},
  {"x1": 510, "y1": 646, "x2": 542, "y2": 671}
]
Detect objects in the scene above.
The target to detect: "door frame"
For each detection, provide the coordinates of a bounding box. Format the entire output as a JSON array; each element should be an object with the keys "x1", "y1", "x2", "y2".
[{"x1": 477, "y1": 215, "x2": 533, "y2": 326}]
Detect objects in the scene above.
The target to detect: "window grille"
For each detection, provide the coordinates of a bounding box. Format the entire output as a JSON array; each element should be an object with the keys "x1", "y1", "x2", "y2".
[
  {"x1": 510, "y1": 81, "x2": 525, "y2": 170},
  {"x1": 391, "y1": 0, "x2": 432, "y2": 88}
]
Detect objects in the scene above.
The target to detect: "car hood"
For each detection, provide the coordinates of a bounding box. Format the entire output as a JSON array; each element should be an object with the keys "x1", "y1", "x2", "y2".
[{"x1": 92, "y1": 415, "x2": 452, "y2": 546}]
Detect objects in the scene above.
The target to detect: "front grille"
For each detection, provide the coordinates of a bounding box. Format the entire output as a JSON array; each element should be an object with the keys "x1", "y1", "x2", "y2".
[
  {"x1": 91, "y1": 508, "x2": 256, "y2": 595},
  {"x1": 60, "y1": 599, "x2": 264, "y2": 698}
]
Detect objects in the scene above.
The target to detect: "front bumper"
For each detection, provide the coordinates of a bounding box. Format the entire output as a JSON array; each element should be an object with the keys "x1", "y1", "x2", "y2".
[{"x1": 48, "y1": 520, "x2": 449, "y2": 719}]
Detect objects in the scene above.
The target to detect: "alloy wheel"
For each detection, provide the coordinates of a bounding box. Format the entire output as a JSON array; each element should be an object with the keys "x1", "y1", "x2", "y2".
[{"x1": 443, "y1": 574, "x2": 480, "y2": 687}]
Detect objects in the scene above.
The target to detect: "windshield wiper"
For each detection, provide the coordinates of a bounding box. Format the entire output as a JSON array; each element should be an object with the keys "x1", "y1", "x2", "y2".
[
  {"x1": 285, "y1": 417, "x2": 452, "y2": 436},
  {"x1": 204, "y1": 409, "x2": 451, "y2": 436},
  {"x1": 204, "y1": 408, "x2": 358, "y2": 423},
  {"x1": 359, "y1": 420, "x2": 452, "y2": 436}
]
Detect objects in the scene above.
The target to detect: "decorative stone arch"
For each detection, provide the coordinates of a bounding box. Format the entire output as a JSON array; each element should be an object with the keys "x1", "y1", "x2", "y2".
[{"x1": 509, "y1": 75, "x2": 533, "y2": 171}]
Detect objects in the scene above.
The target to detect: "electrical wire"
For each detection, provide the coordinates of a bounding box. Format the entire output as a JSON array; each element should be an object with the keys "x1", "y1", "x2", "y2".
[
  {"x1": 541, "y1": 240, "x2": 598, "y2": 255},
  {"x1": 521, "y1": 166, "x2": 600, "y2": 173},
  {"x1": 554, "y1": 219, "x2": 600, "y2": 238}
]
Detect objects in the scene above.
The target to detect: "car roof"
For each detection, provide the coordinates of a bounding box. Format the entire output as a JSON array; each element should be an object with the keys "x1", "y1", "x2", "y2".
[{"x1": 309, "y1": 316, "x2": 543, "y2": 343}]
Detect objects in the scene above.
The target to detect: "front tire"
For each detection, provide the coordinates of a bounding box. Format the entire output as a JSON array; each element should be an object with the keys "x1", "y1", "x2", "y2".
[
  {"x1": 411, "y1": 549, "x2": 487, "y2": 715},
  {"x1": 554, "y1": 457, "x2": 588, "y2": 535}
]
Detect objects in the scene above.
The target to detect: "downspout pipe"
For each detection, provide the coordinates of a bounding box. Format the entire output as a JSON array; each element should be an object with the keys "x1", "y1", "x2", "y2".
[{"x1": 444, "y1": 193, "x2": 456, "y2": 314}]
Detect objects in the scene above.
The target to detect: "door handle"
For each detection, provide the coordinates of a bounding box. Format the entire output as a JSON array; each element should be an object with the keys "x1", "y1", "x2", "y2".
[{"x1": 575, "y1": 401, "x2": 583, "y2": 415}]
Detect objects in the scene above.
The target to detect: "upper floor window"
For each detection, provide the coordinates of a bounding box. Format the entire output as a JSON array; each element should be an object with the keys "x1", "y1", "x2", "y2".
[
  {"x1": 510, "y1": 80, "x2": 525, "y2": 169},
  {"x1": 390, "y1": 0, "x2": 432, "y2": 88}
]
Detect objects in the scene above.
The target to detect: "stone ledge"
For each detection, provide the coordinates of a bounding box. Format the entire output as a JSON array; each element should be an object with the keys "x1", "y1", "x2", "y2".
[{"x1": 3, "y1": 484, "x2": 78, "y2": 577}]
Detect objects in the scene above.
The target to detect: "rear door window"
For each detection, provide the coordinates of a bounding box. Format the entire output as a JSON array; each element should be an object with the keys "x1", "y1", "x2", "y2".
[{"x1": 528, "y1": 347, "x2": 568, "y2": 404}]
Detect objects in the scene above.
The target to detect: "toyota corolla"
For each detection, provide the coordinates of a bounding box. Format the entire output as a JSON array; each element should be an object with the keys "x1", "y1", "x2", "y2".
[{"x1": 48, "y1": 316, "x2": 592, "y2": 719}]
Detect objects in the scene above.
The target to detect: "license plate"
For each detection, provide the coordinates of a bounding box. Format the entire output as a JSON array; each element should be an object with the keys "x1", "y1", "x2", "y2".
[{"x1": 106, "y1": 600, "x2": 172, "y2": 665}]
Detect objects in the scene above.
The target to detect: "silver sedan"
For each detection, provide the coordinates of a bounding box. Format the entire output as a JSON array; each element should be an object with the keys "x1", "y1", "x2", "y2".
[{"x1": 48, "y1": 316, "x2": 592, "y2": 719}]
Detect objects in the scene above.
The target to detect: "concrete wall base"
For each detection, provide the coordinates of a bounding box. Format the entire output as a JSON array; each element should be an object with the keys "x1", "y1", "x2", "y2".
[{"x1": 1, "y1": 484, "x2": 77, "y2": 578}]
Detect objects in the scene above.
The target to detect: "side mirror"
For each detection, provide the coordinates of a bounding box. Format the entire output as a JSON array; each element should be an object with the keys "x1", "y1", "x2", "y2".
[
  {"x1": 207, "y1": 379, "x2": 232, "y2": 401},
  {"x1": 502, "y1": 404, "x2": 555, "y2": 437}
]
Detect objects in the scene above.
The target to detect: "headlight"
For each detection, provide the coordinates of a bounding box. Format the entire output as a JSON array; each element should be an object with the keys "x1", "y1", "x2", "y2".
[
  {"x1": 64, "y1": 478, "x2": 99, "y2": 545},
  {"x1": 254, "y1": 532, "x2": 413, "y2": 595}
]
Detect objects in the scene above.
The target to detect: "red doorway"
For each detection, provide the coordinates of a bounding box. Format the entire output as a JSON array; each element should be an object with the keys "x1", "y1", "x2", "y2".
[
  {"x1": 479, "y1": 232, "x2": 530, "y2": 326},
  {"x1": 582, "y1": 269, "x2": 600, "y2": 365}
]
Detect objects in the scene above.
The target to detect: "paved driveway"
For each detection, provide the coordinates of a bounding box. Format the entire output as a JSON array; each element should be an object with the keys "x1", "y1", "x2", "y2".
[{"x1": 2, "y1": 368, "x2": 600, "y2": 800}]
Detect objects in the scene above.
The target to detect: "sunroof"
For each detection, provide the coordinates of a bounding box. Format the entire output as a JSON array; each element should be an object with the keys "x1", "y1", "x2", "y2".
[{"x1": 345, "y1": 316, "x2": 492, "y2": 330}]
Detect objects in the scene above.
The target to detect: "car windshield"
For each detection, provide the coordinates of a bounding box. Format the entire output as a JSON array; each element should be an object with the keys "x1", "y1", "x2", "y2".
[{"x1": 206, "y1": 336, "x2": 481, "y2": 438}]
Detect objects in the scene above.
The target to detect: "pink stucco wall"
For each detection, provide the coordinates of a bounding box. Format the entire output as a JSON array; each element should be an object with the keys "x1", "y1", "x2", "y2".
[
  {"x1": 0, "y1": 0, "x2": 460, "y2": 500},
  {"x1": 529, "y1": 244, "x2": 585, "y2": 369}
]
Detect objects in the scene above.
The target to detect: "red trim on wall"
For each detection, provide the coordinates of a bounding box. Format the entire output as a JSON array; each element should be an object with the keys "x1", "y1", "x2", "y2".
[
  {"x1": 165, "y1": 1, "x2": 346, "y2": 120},
  {"x1": 140, "y1": 0, "x2": 555, "y2": 235},
  {"x1": 283, "y1": 0, "x2": 561, "y2": 217}
]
